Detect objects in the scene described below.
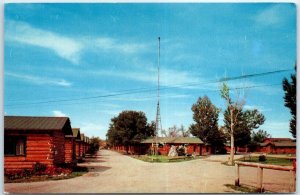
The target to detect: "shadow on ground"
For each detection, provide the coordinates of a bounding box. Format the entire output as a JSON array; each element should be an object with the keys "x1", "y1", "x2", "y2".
[{"x1": 87, "y1": 165, "x2": 111, "y2": 173}]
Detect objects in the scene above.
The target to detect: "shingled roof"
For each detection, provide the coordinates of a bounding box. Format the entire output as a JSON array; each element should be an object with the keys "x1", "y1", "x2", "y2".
[
  {"x1": 259, "y1": 140, "x2": 296, "y2": 147},
  {"x1": 141, "y1": 137, "x2": 204, "y2": 144},
  {"x1": 4, "y1": 116, "x2": 73, "y2": 135},
  {"x1": 80, "y1": 133, "x2": 85, "y2": 141},
  {"x1": 72, "y1": 128, "x2": 81, "y2": 140},
  {"x1": 264, "y1": 138, "x2": 293, "y2": 142},
  {"x1": 273, "y1": 141, "x2": 296, "y2": 147}
]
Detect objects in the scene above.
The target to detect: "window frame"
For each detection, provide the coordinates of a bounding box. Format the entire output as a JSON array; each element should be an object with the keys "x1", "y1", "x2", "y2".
[{"x1": 4, "y1": 136, "x2": 27, "y2": 157}]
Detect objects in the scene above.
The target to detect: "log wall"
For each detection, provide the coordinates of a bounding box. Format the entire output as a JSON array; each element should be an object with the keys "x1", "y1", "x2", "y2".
[
  {"x1": 65, "y1": 137, "x2": 74, "y2": 163},
  {"x1": 52, "y1": 131, "x2": 65, "y2": 165},
  {"x1": 75, "y1": 141, "x2": 81, "y2": 158},
  {"x1": 4, "y1": 133, "x2": 54, "y2": 170},
  {"x1": 80, "y1": 141, "x2": 85, "y2": 156}
]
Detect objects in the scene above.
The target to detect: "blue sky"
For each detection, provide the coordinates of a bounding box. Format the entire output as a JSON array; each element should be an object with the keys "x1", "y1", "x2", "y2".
[{"x1": 4, "y1": 3, "x2": 296, "y2": 139}]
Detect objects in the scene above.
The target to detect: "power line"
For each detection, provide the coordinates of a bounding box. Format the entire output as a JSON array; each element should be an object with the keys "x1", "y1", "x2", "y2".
[
  {"x1": 5, "y1": 69, "x2": 292, "y2": 108},
  {"x1": 6, "y1": 83, "x2": 282, "y2": 109}
]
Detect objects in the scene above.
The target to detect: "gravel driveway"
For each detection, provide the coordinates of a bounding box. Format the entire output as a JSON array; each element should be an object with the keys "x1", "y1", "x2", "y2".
[{"x1": 4, "y1": 150, "x2": 294, "y2": 193}]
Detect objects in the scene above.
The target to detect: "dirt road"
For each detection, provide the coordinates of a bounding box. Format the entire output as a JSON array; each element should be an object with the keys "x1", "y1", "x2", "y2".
[{"x1": 4, "y1": 150, "x2": 294, "y2": 193}]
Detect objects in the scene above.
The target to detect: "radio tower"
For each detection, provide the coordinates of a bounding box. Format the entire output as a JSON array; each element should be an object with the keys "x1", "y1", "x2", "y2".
[{"x1": 154, "y1": 37, "x2": 162, "y2": 155}]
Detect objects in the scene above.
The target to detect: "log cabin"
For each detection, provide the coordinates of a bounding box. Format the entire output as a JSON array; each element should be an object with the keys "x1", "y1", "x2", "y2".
[
  {"x1": 224, "y1": 138, "x2": 296, "y2": 154},
  {"x1": 80, "y1": 133, "x2": 85, "y2": 157},
  {"x1": 142, "y1": 137, "x2": 209, "y2": 156},
  {"x1": 85, "y1": 137, "x2": 90, "y2": 153},
  {"x1": 257, "y1": 138, "x2": 296, "y2": 154},
  {"x1": 4, "y1": 116, "x2": 73, "y2": 170},
  {"x1": 111, "y1": 137, "x2": 209, "y2": 155},
  {"x1": 72, "y1": 128, "x2": 82, "y2": 159},
  {"x1": 65, "y1": 134, "x2": 76, "y2": 164}
]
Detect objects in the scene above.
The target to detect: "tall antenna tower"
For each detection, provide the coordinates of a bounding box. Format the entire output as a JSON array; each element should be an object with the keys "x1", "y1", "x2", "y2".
[{"x1": 154, "y1": 37, "x2": 162, "y2": 155}]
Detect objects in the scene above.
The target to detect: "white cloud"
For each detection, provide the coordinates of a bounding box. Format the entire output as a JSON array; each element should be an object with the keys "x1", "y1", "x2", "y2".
[
  {"x1": 79, "y1": 122, "x2": 104, "y2": 137},
  {"x1": 94, "y1": 37, "x2": 147, "y2": 54},
  {"x1": 6, "y1": 72, "x2": 72, "y2": 87},
  {"x1": 97, "y1": 109, "x2": 120, "y2": 116},
  {"x1": 52, "y1": 110, "x2": 67, "y2": 117},
  {"x1": 244, "y1": 105, "x2": 271, "y2": 112},
  {"x1": 253, "y1": 5, "x2": 290, "y2": 27},
  {"x1": 6, "y1": 20, "x2": 83, "y2": 64},
  {"x1": 90, "y1": 67, "x2": 201, "y2": 89}
]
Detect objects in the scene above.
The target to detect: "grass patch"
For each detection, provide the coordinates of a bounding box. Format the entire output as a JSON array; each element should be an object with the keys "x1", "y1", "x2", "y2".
[
  {"x1": 221, "y1": 161, "x2": 235, "y2": 166},
  {"x1": 236, "y1": 156, "x2": 293, "y2": 166},
  {"x1": 224, "y1": 184, "x2": 257, "y2": 193},
  {"x1": 132, "y1": 155, "x2": 200, "y2": 163}
]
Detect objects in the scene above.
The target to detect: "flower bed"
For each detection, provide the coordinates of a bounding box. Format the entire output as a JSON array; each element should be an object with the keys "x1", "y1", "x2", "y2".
[{"x1": 4, "y1": 163, "x2": 88, "y2": 183}]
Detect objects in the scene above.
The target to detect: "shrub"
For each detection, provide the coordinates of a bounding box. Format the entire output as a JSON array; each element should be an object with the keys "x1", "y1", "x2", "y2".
[
  {"x1": 177, "y1": 146, "x2": 185, "y2": 156},
  {"x1": 33, "y1": 162, "x2": 47, "y2": 175},
  {"x1": 23, "y1": 169, "x2": 34, "y2": 178},
  {"x1": 5, "y1": 169, "x2": 24, "y2": 180},
  {"x1": 259, "y1": 155, "x2": 266, "y2": 162}
]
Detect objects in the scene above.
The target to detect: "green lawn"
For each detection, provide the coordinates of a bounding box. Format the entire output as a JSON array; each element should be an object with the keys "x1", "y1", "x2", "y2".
[
  {"x1": 132, "y1": 155, "x2": 200, "y2": 163},
  {"x1": 236, "y1": 156, "x2": 294, "y2": 166}
]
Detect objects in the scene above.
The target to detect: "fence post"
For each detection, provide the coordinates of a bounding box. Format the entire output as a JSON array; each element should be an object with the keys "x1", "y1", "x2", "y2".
[
  {"x1": 235, "y1": 163, "x2": 240, "y2": 186},
  {"x1": 289, "y1": 170, "x2": 296, "y2": 192},
  {"x1": 257, "y1": 167, "x2": 264, "y2": 192}
]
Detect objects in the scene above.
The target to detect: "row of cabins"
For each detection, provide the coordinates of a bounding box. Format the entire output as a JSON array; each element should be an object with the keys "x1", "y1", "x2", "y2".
[
  {"x1": 111, "y1": 137, "x2": 296, "y2": 156},
  {"x1": 224, "y1": 138, "x2": 296, "y2": 154},
  {"x1": 4, "y1": 116, "x2": 91, "y2": 171}
]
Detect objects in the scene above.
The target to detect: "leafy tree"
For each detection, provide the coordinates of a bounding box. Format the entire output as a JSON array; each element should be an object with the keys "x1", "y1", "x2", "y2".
[
  {"x1": 89, "y1": 136, "x2": 101, "y2": 154},
  {"x1": 220, "y1": 83, "x2": 245, "y2": 165},
  {"x1": 189, "y1": 96, "x2": 225, "y2": 153},
  {"x1": 251, "y1": 129, "x2": 271, "y2": 143},
  {"x1": 283, "y1": 68, "x2": 296, "y2": 138},
  {"x1": 223, "y1": 107, "x2": 265, "y2": 153},
  {"x1": 106, "y1": 110, "x2": 155, "y2": 153}
]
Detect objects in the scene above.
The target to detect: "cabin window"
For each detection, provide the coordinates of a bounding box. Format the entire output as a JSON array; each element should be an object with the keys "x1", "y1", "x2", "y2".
[{"x1": 4, "y1": 136, "x2": 26, "y2": 156}]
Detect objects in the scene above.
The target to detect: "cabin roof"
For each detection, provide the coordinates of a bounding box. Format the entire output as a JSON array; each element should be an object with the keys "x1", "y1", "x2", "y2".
[
  {"x1": 80, "y1": 133, "x2": 85, "y2": 141},
  {"x1": 72, "y1": 128, "x2": 81, "y2": 140},
  {"x1": 264, "y1": 138, "x2": 293, "y2": 142},
  {"x1": 141, "y1": 137, "x2": 204, "y2": 144},
  {"x1": 259, "y1": 141, "x2": 296, "y2": 147},
  {"x1": 4, "y1": 116, "x2": 73, "y2": 135},
  {"x1": 273, "y1": 141, "x2": 296, "y2": 147}
]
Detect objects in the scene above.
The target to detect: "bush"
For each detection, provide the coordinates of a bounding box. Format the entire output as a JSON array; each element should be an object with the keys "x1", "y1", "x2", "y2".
[
  {"x1": 215, "y1": 147, "x2": 227, "y2": 154},
  {"x1": 177, "y1": 146, "x2": 185, "y2": 156},
  {"x1": 5, "y1": 169, "x2": 25, "y2": 180},
  {"x1": 33, "y1": 162, "x2": 47, "y2": 175},
  {"x1": 259, "y1": 155, "x2": 266, "y2": 162},
  {"x1": 23, "y1": 169, "x2": 34, "y2": 178}
]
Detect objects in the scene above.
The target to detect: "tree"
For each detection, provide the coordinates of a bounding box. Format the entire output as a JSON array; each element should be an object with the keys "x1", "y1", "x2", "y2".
[
  {"x1": 283, "y1": 68, "x2": 296, "y2": 138},
  {"x1": 89, "y1": 136, "x2": 101, "y2": 154},
  {"x1": 106, "y1": 110, "x2": 155, "y2": 153},
  {"x1": 189, "y1": 96, "x2": 225, "y2": 153},
  {"x1": 179, "y1": 125, "x2": 190, "y2": 137},
  {"x1": 223, "y1": 108, "x2": 265, "y2": 153},
  {"x1": 161, "y1": 125, "x2": 190, "y2": 137},
  {"x1": 220, "y1": 83, "x2": 245, "y2": 165},
  {"x1": 251, "y1": 129, "x2": 271, "y2": 143}
]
